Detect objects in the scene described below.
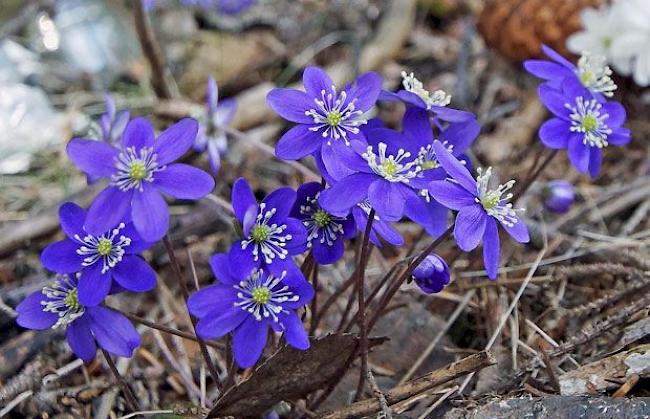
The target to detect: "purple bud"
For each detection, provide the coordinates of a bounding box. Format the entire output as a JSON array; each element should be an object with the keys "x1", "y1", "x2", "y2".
[
  {"x1": 543, "y1": 180, "x2": 575, "y2": 214},
  {"x1": 411, "y1": 254, "x2": 450, "y2": 294}
]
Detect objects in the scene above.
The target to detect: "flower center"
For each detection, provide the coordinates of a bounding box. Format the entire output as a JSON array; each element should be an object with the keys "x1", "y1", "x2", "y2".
[
  {"x1": 475, "y1": 167, "x2": 520, "y2": 227},
  {"x1": 113, "y1": 146, "x2": 163, "y2": 192},
  {"x1": 313, "y1": 210, "x2": 331, "y2": 227},
  {"x1": 401, "y1": 71, "x2": 451, "y2": 109},
  {"x1": 75, "y1": 223, "x2": 131, "y2": 274},
  {"x1": 300, "y1": 193, "x2": 346, "y2": 248},
  {"x1": 304, "y1": 86, "x2": 366, "y2": 145},
  {"x1": 251, "y1": 287, "x2": 271, "y2": 304},
  {"x1": 566, "y1": 97, "x2": 612, "y2": 148},
  {"x1": 41, "y1": 274, "x2": 85, "y2": 329},
  {"x1": 576, "y1": 52, "x2": 616, "y2": 97},
  {"x1": 241, "y1": 203, "x2": 293, "y2": 264},
  {"x1": 363, "y1": 142, "x2": 422, "y2": 183},
  {"x1": 234, "y1": 270, "x2": 300, "y2": 322}
]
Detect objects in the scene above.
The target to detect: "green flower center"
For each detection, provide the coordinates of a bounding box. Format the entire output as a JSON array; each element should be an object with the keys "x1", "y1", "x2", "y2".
[
  {"x1": 129, "y1": 161, "x2": 147, "y2": 181},
  {"x1": 481, "y1": 191, "x2": 501, "y2": 210},
  {"x1": 421, "y1": 160, "x2": 439, "y2": 170},
  {"x1": 251, "y1": 287, "x2": 271, "y2": 304},
  {"x1": 97, "y1": 238, "x2": 113, "y2": 256},
  {"x1": 580, "y1": 71, "x2": 594, "y2": 86},
  {"x1": 582, "y1": 114, "x2": 598, "y2": 131},
  {"x1": 64, "y1": 288, "x2": 81, "y2": 310},
  {"x1": 251, "y1": 225, "x2": 270, "y2": 243},
  {"x1": 327, "y1": 110, "x2": 342, "y2": 126},
  {"x1": 381, "y1": 160, "x2": 398, "y2": 177},
  {"x1": 313, "y1": 210, "x2": 331, "y2": 227}
]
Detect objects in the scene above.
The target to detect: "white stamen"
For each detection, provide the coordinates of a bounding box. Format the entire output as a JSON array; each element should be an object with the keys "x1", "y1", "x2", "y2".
[
  {"x1": 241, "y1": 203, "x2": 293, "y2": 264},
  {"x1": 304, "y1": 85, "x2": 367, "y2": 145},
  {"x1": 401, "y1": 71, "x2": 451, "y2": 109},
  {"x1": 566, "y1": 97, "x2": 612, "y2": 148},
  {"x1": 41, "y1": 274, "x2": 84, "y2": 329},
  {"x1": 299, "y1": 191, "x2": 346, "y2": 247},
  {"x1": 576, "y1": 52, "x2": 617, "y2": 97},
  {"x1": 362, "y1": 142, "x2": 422, "y2": 183},
  {"x1": 74, "y1": 223, "x2": 131, "y2": 274},
  {"x1": 233, "y1": 270, "x2": 300, "y2": 322},
  {"x1": 112, "y1": 146, "x2": 164, "y2": 192},
  {"x1": 475, "y1": 167, "x2": 521, "y2": 227}
]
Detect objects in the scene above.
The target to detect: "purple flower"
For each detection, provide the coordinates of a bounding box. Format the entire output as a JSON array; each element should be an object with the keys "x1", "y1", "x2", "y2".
[
  {"x1": 543, "y1": 180, "x2": 575, "y2": 214},
  {"x1": 194, "y1": 77, "x2": 237, "y2": 174},
  {"x1": 290, "y1": 182, "x2": 355, "y2": 265},
  {"x1": 379, "y1": 71, "x2": 474, "y2": 122},
  {"x1": 267, "y1": 66, "x2": 382, "y2": 179},
  {"x1": 188, "y1": 254, "x2": 313, "y2": 368},
  {"x1": 538, "y1": 78, "x2": 630, "y2": 177},
  {"x1": 427, "y1": 142, "x2": 530, "y2": 279},
  {"x1": 16, "y1": 274, "x2": 140, "y2": 362},
  {"x1": 228, "y1": 178, "x2": 308, "y2": 278},
  {"x1": 67, "y1": 117, "x2": 215, "y2": 241},
  {"x1": 214, "y1": 0, "x2": 255, "y2": 14},
  {"x1": 99, "y1": 94, "x2": 129, "y2": 145},
  {"x1": 40, "y1": 202, "x2": 155, "y2": 306},
  {"x1": 411, "y1": 254, "x2": 450, "y2": 294},
  {"x1": 524, "y1": 45, "x2": 617, "y2": 98},
  {"x1": 351, "y1": 201, "x2": 404, "y2": 247},
  {"x1": 318, "y1": 127, "x2": 430, "y2": 221}
]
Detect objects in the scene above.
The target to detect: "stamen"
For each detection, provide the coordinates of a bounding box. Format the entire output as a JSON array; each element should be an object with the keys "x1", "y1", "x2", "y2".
[
  {"x1": 74, "y1": 223, "x2": 132, "y2": 274},
  {"x1": 41, "y1": 274, "x2": 85, "y2": 329},
  {"x1": 401, "y1": 71, "x2": 451, "y2": 109},
  {"x1": 241, "y1": 203, "x2": 293, "y2": 264},
  {"x1": 233, "y1": 270, "x2": 300, "y2": 322},
  {"x1": 363, "y1": 142, "x2": 422, "y2": 183},
  {"x1": 299, "y1": 192, "x2": 346, "y2": 247},
  {"x1": 576, "y1": 52, "x2": 617, "y2": 97},
  {"x1": 475, "y1": 167, "x2": 521, "y2": 227},
  {"x1": 566, "y1": 97, "x2": 612, "y2": 148},
  {"x1": 304, "y1": 85, "x2": 367, "y2": 145},
  {"x1": 112, "y1": 147, "x2": 164, "y2": 191}
]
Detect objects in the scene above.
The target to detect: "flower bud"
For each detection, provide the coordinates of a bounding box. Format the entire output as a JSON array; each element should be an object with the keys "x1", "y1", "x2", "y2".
[
  {"x1": 412, "y1": 254, "x2": 450, "y2": 294},
  {"x1": 543, "y1": 180, "x2": 575, "y2": 214}
]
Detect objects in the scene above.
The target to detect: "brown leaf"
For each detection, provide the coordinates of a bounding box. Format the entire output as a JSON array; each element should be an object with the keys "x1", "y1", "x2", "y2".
[{"x1": 208, "y1": 333, "x2": 387, "y2": 417}]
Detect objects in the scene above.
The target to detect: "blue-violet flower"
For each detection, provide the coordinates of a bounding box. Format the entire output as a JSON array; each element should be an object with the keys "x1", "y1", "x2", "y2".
[
  {"x1": 542, "y1": 180, "x2": 575, "y2": 214},
  {"x1": 411, "y1": 253, "x2": 450, "y2": 294}
]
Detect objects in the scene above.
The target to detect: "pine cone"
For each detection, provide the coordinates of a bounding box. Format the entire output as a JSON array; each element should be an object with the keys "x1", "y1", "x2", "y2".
[{"x1": 478, "y1": 0, "x2": 607, "y2": 62}]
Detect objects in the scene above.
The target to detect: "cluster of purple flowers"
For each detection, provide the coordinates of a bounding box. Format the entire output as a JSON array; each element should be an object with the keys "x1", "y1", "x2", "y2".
[
  {"x1": 17, "y1": 45, "x2": 630, "y2": 370},
  {"x1": 525, "y1": 45, "x2": 631, "y2": 177}
]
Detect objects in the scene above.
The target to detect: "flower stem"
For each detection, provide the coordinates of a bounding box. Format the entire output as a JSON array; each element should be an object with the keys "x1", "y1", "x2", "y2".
[
  {"x1": 353, "y1": 208, "x2": 375, "y2": 401},
  {"x1": 101, "y1": 348, "x2": 140, "y2": 412},
  {"x1": 309, "y1": 262, "x2": 320, "y2": 335},
  {"x1": 162, "y1": 236, "x2": 221, "y2": 387}
]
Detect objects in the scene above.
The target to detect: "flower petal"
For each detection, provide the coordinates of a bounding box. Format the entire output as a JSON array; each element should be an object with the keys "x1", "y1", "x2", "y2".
[
  {"x1": 132, "y1": 183, "x2": 169, "y2": 241},
  {"x1": 196, "y1": 308, "x2": 247, "y2": 339},
  {"x1": 153, "y1": 163, "x2": 214, "y2": 199},
  {"x1": 263, "y1": 187, "x2": 297, "y2": 222},
  {"x1": 279, "y1": 311, "x2": 310, "y2": 350},
  {"x1": 539, "y1": 118, "x2": 571, "y2": 149},
  {"x1": 538, "y1": 85, "x2": 571, "y2": 118},
  {"x1": 16, "y1": 291, "x2": 57, "y2": 330},
  {"x1": 231, "y1": 177, "x2": 257, "y2": 224},
  {"x1": 78, "y1": 264, "x2": 112, "y2": 306},
  {"x1": 568, "y1": 135, "x2": 590, "y2": 173},
  {"x1": 454, "y1": 204, "x2": 486, "y2": 251},
  {"x1": 187, "y1": 285, "x2": 238, "y2": 318},
  {"x1": 84, "y1": 187, "x2": 132, "y2": 237},
  {"x1": 266, "y1": 88, "x2": 313, "y2": 124},
  {"x1": 501, "y1": 216, "x2": 530, "y2": 243},
  {"x1": 210, "y1": 252, "x2": 238, "y2": 284},
  {"x1": 312, "y1": 238, "x2": 344, "y2": 265},
  {"x1": 228, "y1": 242, "x2": 259, "y2": 279},
  {"x1": 319, "y1": 173, "x2": 374, "y2": 215},
  {"x1": 59, "y1": 202, "x2": 86, "y2": 239},
  {"x1": 482, "y1": 217, "x2": 500, "y2": 280},
  {"x1": 122, "y1": 117, "x2": 155, "y2": 150},
  {"x1": 368, "y1": 180, "x2": 404, "y2": 220},
  {"x1": 112, "y1": 255, "x2": 157, "y2": 292},
  {"x1": 67, "y1": 139, "x2": 118, "y2": 178},
  {"x1": 154, "y1": 118, "x2": 199, "y2": 165},
  {"x1": 433, "y1": 141, "x2": 477, "y2": 195},
  {"x1": 602, "y1": 102, "x2": 626, "y2": 127},
  {"x1": 440, "y1": 118, "x2": 480, "y2": 154},
  {"x1": 303, "y1": 66, "x2": 334, "y2": 99},
  {"x1": 233, "y1": 316, "x2": 268, "y2": 368},
  {"x1": 87, "y1": 306, "x2": 141, "y2": 358},
  {"x1": 275, "y1": 125, "x2": 322, "y2": 160},
  {"x1": 428, "y1": 180, "x2": 477, "y2": 210},
  {"x1": 402, "y1": 107, "x2": 432, "y2": 146},
  {"x1": 347, "y1": 71, "x2": 382, "y2": 111},
  {"x1": 40, "y1": 240, "x2": 84, "y2": 273},
  {"x1": 588, "y1": 146, "x2": 602, "y2": 178},
  {"x1": 67, "y1": 315, "x2": 97, "y2": 362}
]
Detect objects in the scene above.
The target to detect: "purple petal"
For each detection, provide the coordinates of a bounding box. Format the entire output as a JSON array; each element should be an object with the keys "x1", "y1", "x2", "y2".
[
  {"x1": 263, "y1": 187, "x2": 297, "y2": 222},
  {"x1": 608, "y1": 127, "x2": 631, "y2": 146},
  {"x1": 40, "y1": 240, "x2": 83, "y2": 273},
  {"x1": 347, "y1": 71, "x2": 382, "y2": 111},
  {"x1": 154, "y1": 163, "x2": 214, "y2": 199},
  {"x1": 215, "y1": 98, "x2": 237, "y2": 126},
  {"x1": 279, "y1": 311, "x2": 309, "y2": 350},
  {"x1": 210, "y1": 253, "x2": 238, "y2": 284},
  {"x1": 283, "y1": 218, "x2": 308, "y2": 255},
  {"x1": 243, "y1": 205, "x2": 257, "y2": 237},
  {"x1": 541, "y1": 44, "x2": 575, "y2": 69},
  {"x1": 196, "y1": 308, "x2": 247, "y2": 340},
  {"x1": 233, "y1": 316, "x2": 268, "y2": 368},
  {"x1": 303, "y1": 66, "x2": 334, "y2": 100},
  {"x1": 59, "y1": 202, "x2": 86, "y2": 239},
  {"x1": 207, "y1": 140, "x2": 222, "y2": 174},
  {"x1": 432, "y1": 142, "x2": 477, "y2": 195},
  {"x1": 568, "y1": 135, "x2": 590, "y2": 173},
  {"x1": 538, "y1": 85, "x2": 572, "y2": 118},
  {"x1": 321, "y1": 140, "x2": 370, "y2": 181},
  {"x1": 280, "y1": 264, "x2": 314, "y2": 307},
  {"x1": 132, "y1": 184, "x2": 169, "y2": 241},
  {"x1": 154, "y1": 118, "x2": 199, "y2": 165},
  {"x1": 187, "y1": 285, "x2": 238, "y2": 318},
  {"x1": 87, "y1": 306, "x2": 140, "y2": 357},
  {"x1": 440, "y1": 118, "x2": 480, "y2": 154},
  {"x1": 501, "y1": 216, "x2": 530, "y2": 243},
  {"x1": 454, "y1": 204, "x2": 486, "y2": 251},
  {"x1": 275, "y1": 125, "x2": 322, "y2": 160},
  {"x1": 112, "y1": 255, "x2": 156, "y2": 292},
  {"x1": 228, "y1": 242, "x2": 259, "y2": 279},
  {"x1": 266, "y1": 88, "x2": 313, "y2": 124},
  {"x1": 319, "y1": 173, "x2": 374, "y2": 215},
  {"x1": 67, "y1": 316, "x2": 97, "y2": 362},
  {"x1": 428, "y1": 180, "x2": 477, "y2": 210},
  {"x1": 232, "y1": 177, "x2": 257, "y2": 224},
  {"x1": 482, "y1": 217, "x2": 500, "y2": 280},
  {"x1": 78, "y1": 264, "x2": 111, "y2": 306},
  {"x1": 402, "y1": 107, "x2": 433, "y2": 146},
  {"x1": 523, "y1": 60, "x2": 573, "y2": 81},
  {"x1": 312, "y1": 238, "x2": 344, "y2": 265},
  {"x1": 122, "y1": 117, "x2": 155, "y2": 150},
  {"x1": 588, "y1": 147, "x2": 602, "y2": 178},
  {"x1": 84, "y1": 187, "x2": 132, "y2": 236},
  {"x1": 16, "y1": 291, "x2": 57, "y2": 330},
  {"x1": 207, "y1": 76, "x2": 218, "y2": 112},
  {"x1": 67, "y1": 139, "x2": 118, "y2": 178},
  {"x1": 602, "y1": 102, "x2": 626, "y2": 127},
  {"x1": 539, "y1": 118, "x2": 571, "y2": 149},
  {"x1": 368, "y1": 180, "x2": 404, "y2": 220}
]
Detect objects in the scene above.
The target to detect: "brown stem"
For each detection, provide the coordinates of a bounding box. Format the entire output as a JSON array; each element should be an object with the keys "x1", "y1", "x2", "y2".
[
  {"x1": 101, "y1": 348, "x2": 140, "y2": 412},
  {"x1": 133, "y1": 0, "x2": 176, "y2": 99},
  {"x1": 515, "y1": 150, "x2": 559, "y2": 199},
  {"x1": 162, "y1": 236, "x2": 221, "y2": 386},
  {"x1": 353, "y1": 209, "x2": 375, "y2": 401},
  {"x1": 309, "y1": 262, "x2": 320, "y2": 335}
]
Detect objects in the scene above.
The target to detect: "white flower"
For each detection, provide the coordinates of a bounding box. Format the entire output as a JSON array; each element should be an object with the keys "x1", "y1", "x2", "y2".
[{"x1": 567, "y1": 5, "x2": 623, "y2": 60}]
